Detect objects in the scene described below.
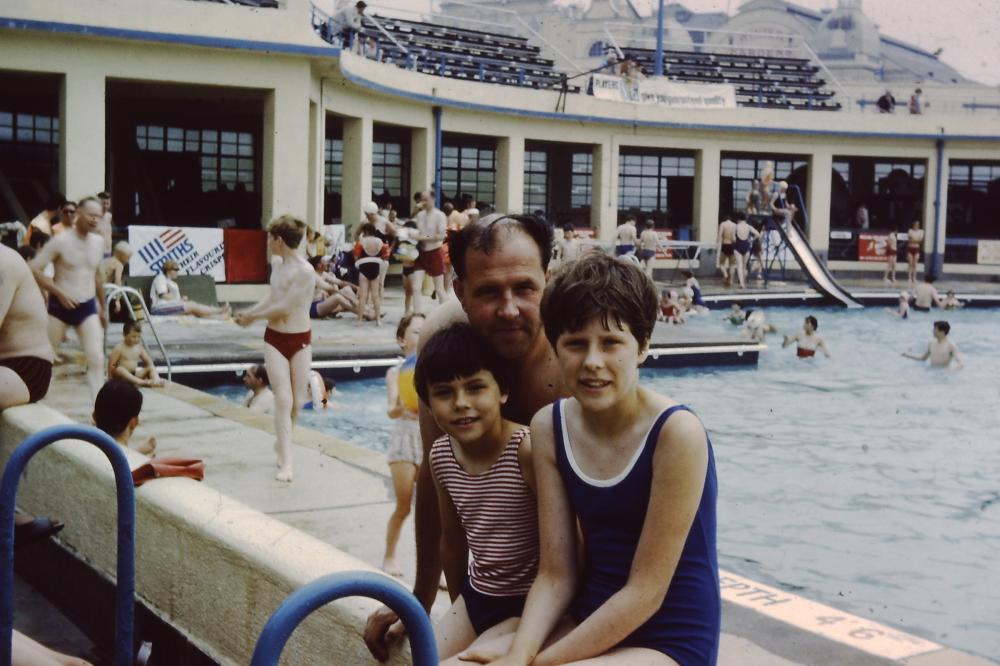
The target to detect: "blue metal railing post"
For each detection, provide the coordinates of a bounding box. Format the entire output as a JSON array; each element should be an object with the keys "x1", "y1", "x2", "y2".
[
  {"x1": 654, "y1": 0, "x2": 665, "y2": 77},
  {"x1": 929, "y1": 139, "x2": 945, "y2": 279},
  {"x1": 433, "y1": 106, "x2": 443, "y2": 209},
  {"x1": 0, "y1": 424, "x2": 136, "y2": 666},
  {"x1": 249, "y1": 571, "x2": 438, "y2": 666}
]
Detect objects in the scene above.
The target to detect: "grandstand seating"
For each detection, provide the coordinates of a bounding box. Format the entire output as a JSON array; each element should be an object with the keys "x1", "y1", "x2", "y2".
[
  {"x1": 311, "y1": 7, "x2": 576, "y2": 92},
  {"x1": 620, "y1": 47, "x2": 841, "y2": 111}
]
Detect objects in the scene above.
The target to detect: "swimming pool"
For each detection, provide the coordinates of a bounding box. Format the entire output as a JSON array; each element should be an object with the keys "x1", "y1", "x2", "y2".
[{"x1": 205, "y1": 305, "x2": 1000, "y2": 659}]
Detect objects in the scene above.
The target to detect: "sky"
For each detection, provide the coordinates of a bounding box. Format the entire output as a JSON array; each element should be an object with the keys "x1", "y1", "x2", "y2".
[{"x1": 331, "y1": 0, "x2": 1000, "y2": 86}]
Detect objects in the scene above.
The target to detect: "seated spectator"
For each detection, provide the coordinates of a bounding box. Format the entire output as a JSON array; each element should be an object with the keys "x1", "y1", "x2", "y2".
[
  {"x1": 305, "y1": 227, "x2": 327, "y2": 259},
  {"x1": 108, "y1": 321, "x2": 164, "y2": 388},
  {"x1": 307, "y1": 256, "x2": 358, "y2": 319},
  {"x1": 93, "y1": 379, "x2": 156, "y2": 455},
  {"x1": 99, "y1": 241, "x2": 133, "y2": 317},
  {"x1": 877, "y1": 90, "x2": 895, "y2": 113},
  {"x1": 242, "y1": 364, "x2": 274, "y2": 414},
  {"x1": 150, "y1": 261, "x2": 231, "y2": 319}
]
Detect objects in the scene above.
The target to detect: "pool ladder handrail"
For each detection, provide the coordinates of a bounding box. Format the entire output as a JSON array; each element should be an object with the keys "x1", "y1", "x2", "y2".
[
  {"x1": 249, "y1": 571, "x2": 438, "y2": 666},
  {"x1": 103, "y1": 285, "x2": 172, "y2": 383},
  {"x1": 0, "y1": 424, "x2": 149, "y2": 666}
]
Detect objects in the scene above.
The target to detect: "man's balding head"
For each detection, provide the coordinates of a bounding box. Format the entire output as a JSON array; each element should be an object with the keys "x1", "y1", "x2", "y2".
[{"x1": 449, "y1": 213, "x2": 553, "y2": 281}]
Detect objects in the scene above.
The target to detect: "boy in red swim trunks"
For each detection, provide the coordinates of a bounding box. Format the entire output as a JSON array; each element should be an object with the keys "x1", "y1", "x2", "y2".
[{"x1": 234, "y1": 216, "x2": 316, "y2": 482}]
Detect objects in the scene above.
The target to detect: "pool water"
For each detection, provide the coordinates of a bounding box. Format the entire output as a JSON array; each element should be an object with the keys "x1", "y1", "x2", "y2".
[{"x1": 206, "y1": 306, "x2": 1000, "y2": 659}]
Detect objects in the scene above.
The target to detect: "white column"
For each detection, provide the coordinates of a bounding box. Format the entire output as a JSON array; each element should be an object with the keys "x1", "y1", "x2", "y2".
[
  {"x1": 925, "y1": 145, "x2": 947, "y2": 276},
  {"x1": 306, "y1": 100, "x2": 325, "y2": 228},
  {"x1": 60, "y1": 68, "x2": 106, "y2": 200},
  {"x1": 262, "y1": 78, "x2": 311, "y2": 227},
  {"x1": 410, "y1": 127, "x2": 434, "y2": 198},
  {"x1": 807, "y1": 149, "x2": 833, "y2": 259},
  {"x1": 341, "y1": 115, "x2": 373, "y2": 234},
  {"x1": 496, "y1": 135, "x2": 524, "y2": 214},
  {"x1": 694, "y1": 147, "x2": 720, "y2": 244},
  {"x1": 591, "y1": 141, "x2": 617, "y2": 239}
]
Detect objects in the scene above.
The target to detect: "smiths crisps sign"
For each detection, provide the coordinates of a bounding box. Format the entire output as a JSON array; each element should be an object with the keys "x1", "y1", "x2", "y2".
[{"x1": 128, "y1": 226, "x2": 226, "y2": 282}]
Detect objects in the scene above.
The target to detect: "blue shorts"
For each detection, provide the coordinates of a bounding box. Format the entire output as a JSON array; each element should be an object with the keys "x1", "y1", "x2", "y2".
[
  {"x1": 638, "y1": 249, "x2": 656, "y2": 261},
  {"x1": 150, "y1": 301, "x2": 185, "y2": 316},
  {"x1": 309, "y1": 300, "x2": 321, "y2": 319},
  {"x1": 48, "y1": 297, "x2": 97, "y2": 327},
  {"x1": 461, "y1": 577, "x2": 527, "y2": 635},
  {"x1": 615, "y1": 244, "x2": 635, "y2": 256}
]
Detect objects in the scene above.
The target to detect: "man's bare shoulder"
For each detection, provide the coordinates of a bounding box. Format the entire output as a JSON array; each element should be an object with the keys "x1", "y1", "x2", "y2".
[
  {"x1": 417, "y1": 299, "x2": 467, "y2": 351},
  {"x1": 0, "y1": 245, "x2": 29, "y2": 281}
]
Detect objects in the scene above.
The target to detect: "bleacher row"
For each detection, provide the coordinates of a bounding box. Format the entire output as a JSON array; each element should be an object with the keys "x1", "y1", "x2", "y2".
[
  {"x1": 312, "y1": 9, "x2": 575, "y2": 92},
  {"x1": 621, "y1": 47, "x2": 841, "y2": 111},
  {"x1": 305, "y1": 4, "x2": 836, "y2": 109}
]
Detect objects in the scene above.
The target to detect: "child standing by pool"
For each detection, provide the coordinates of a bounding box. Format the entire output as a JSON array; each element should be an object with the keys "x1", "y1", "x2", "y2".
[
  {"x1": 463, "y1": 253, "x2": 720, "y2": 665},
  {"x1": 381, "y1": 313, "x2": 425, "y2": 577},
  {"x1": 414, "y1": 323, "x2": 539, "y2": 662}
]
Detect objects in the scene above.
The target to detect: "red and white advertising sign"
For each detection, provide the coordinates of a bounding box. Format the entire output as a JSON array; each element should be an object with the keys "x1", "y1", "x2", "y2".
[
  {"x1": 654, "y1": 230, "x2": 675, "y2": 260},
  {"x1": 858, "y1": 233, "x2": 891, "y2": 263}
]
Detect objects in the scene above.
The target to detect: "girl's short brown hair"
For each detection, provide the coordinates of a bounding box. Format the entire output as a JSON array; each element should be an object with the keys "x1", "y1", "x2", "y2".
[
  {"x1": 268, "y1": 215, "x2": 306, "y2": 249},
  {"x1": 541, "y1": 252, "x2": 658, "y2": 348}
]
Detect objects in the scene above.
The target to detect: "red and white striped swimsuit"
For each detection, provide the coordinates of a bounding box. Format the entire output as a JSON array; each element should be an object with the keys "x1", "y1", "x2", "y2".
[{"x1": 429, "y1": 428, "x2": 538, "y2": 596}]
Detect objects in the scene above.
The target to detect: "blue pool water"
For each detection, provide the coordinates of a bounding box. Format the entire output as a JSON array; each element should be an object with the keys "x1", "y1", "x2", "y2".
[{"x1": 206, "y1": 306, "x2": 1000, "y2": 658}]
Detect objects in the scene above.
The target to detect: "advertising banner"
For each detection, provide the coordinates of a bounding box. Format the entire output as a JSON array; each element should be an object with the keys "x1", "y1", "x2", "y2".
[
  {"x1": 129, "y1": 226, "x2": 226, "y2": 281},
  {"x1": 858, "y1": 233, "x2": 892, "y2": 263},
  {"x1": 977, "y1": 239, "x2": 1000, "y2": 265},
  {"x1": 654, "y1": 229, "x2": 675, "y2": 260},
  {"x1": 591, "y1": 75, "x2": 737, "y2": 109}
]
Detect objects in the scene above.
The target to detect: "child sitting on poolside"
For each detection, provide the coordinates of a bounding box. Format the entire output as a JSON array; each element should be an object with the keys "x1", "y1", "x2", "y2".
[
  {"x1": 658, "y1": 289, "x2": 686, "y2": 325},
  {"x1": 413, "y1": 323, "x2": 539, "y2": 662},
  {"x1": 461, "y1": 252, "x2": 720, "y2": 665},
  {"x1": 108, "y1": 321, "x2": 165, "y2": 388},
  {"x1": 381, "y1": 313, "x2": 425, "y2": 577}
]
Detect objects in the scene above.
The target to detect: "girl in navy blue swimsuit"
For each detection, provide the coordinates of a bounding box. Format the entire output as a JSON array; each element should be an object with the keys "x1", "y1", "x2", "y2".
[{"x1": 462, "y1": 253, "x2": 720, "y2": 666}]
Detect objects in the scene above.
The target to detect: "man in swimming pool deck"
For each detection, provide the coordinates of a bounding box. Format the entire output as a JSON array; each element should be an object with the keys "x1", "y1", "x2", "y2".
[
  {"x1": 716, "y1": 215, "x2": 737, "y2": 287},
  {"x1": 29, "y1": 196, "x2": 108, "y2": 401},
  {"x1": 902, "y1": 320, "x2": 963, "y2": 370},
  {"x1": 782, "y1": 315, "x2": 830, "y2": 359},
  {"x1": 234, "y1": 216, "x2": 315, "y2": 483},
  {"x1": 363, "y1": 213, "x2": 565, "y2": 660},
  {"x1": 0, "y1": 245, "x2": 55, "y2": 409}
]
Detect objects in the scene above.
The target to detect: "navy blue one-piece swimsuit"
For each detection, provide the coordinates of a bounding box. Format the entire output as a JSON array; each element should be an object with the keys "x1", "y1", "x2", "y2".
[{"x1": 553, "y1": 399, "x2": 720, "y2": 665}]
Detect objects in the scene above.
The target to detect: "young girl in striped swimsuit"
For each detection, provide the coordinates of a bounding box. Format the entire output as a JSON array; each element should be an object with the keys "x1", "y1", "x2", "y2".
[{"x1": 413, "y1": 323, "x2": 539, "y2": 663}]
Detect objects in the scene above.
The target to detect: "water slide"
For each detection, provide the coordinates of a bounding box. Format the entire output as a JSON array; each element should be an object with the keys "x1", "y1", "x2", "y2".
[{"x1": 773, "y1": 219, "x2": 864, "y2": 308}]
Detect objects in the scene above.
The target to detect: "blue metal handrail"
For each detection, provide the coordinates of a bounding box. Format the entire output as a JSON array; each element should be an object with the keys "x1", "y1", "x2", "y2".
[
  {"x1": 0, "y1": 424, "x2": 136, "y2": 666},
  {"x1": 250, "y1": 571, "x2": 438, "y2": 666}
]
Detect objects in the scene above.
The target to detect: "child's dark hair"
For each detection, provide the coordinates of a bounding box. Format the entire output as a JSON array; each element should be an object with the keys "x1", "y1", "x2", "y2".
[
  {"x1": 249, "y1": 363, "x2": 268, "y2": 385},
  {"x1": 396, "y1": 312, "x2": 425, "y2": 341},
  {"x1": 359, "y1": 222, "x2": 377, "y2": 237},
  {"x1": 94, "y1": 380, "x2": 143, "y2": 437},
  {"x1": 806, "y1": 315, "x2": 818, "y2": 330},
  {"x1": 541, "y1": 253, "x2": 658, "y2": 348},
  {"x1": 123, "y1": 320, "x2": 142, "y2": 336},
  {"x1": 562, "y1": 224, "x2": 575, "y2": 235},
  {"x1": 680, "y1": 269, "x2": 693, "y2": 279},
  {"x1": 449, "y1": 214, "x2": 552, "y2": 281},
  {"x1": 414, "y1": 323, "x2": 511, "y2": 405},
  {"x1": 934, "y1": 320, "x2": 950, "y2": 335},
  {"x1": 644, "y1": 219, "x2": 655, "y2": 229}
]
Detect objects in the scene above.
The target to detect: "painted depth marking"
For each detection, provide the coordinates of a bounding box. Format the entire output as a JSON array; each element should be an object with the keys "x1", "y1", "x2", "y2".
[{"x1": 720, "y1": 570, "x2": 941, "y2": 660}]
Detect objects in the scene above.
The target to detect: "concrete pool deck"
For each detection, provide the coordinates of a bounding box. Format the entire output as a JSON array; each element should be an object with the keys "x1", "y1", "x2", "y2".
[{"x1": 26, "y1": 365, "x2": 995, "y2": 666}]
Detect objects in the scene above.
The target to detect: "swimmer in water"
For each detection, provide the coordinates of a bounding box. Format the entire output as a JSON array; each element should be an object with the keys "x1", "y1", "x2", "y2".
[
  {"x1": 942, "y1": 290, "x2": 964, "y2": 310},
  {"x1": 782, "y1": 315, "x2": 830, "y2": 358},
  {"x1": 902, "y1": 320, "x2": 963, "y2": 369},
  {"x1": 725, "y1": 302, "x2": 746, "y2": 325},
  {"x1": 743, "y1": 309, "x2": 777, "y2": 342},
  {"x1": 243, "y1": 364, "x2": 274, "y2": 414},
  {"x1": 888, "y1": 291, "x2": 910, "y2": 319}
]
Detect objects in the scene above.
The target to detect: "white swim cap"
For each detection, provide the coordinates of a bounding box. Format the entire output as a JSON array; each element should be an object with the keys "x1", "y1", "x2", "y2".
[{"x1": 362, "y1": 201, "x2": 379, "y2": 215}]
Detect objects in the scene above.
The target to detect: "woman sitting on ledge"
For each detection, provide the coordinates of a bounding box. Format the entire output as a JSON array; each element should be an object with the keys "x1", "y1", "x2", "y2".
[{"x1": 149, "y1": 260, "x2": 230, "y2": 319}]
